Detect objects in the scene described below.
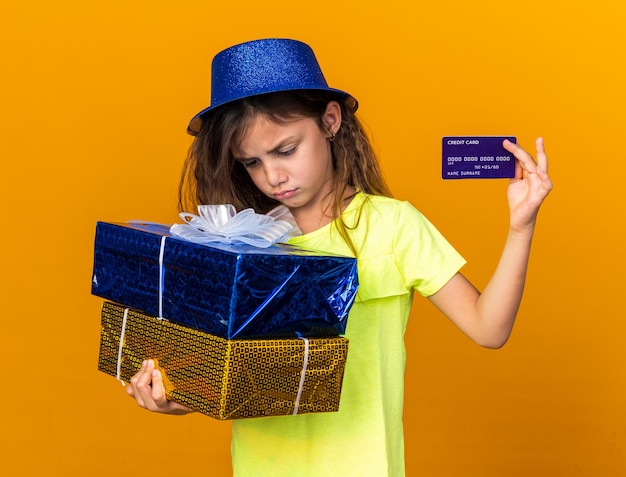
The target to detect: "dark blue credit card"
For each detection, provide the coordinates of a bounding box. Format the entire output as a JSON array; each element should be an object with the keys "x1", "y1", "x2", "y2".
[{"x1": 442, "y1": 136, "x2": 517, "y2": 179}]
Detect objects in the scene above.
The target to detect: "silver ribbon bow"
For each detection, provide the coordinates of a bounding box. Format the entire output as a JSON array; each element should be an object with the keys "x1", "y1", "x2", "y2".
[{"x1": 169, "y1": 204, "x2": 299, "y2": 248}]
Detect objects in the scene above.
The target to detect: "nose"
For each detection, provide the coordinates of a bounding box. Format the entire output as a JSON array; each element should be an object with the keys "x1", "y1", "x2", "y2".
[{"x1": 264, "y1": 161, "x2": 287, "y2": 188}]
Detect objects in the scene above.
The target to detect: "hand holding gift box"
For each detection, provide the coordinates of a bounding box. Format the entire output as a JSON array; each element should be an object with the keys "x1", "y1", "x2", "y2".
[
  {"x1": 99, "y1": 302, "x2": 349, "y2": 420},
  {"x1": 92, "y1": 205, "x2": 358, "y2": 339}
]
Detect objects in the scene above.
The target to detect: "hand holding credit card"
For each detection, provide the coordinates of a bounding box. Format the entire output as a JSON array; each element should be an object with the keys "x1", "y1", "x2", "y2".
[{"x1": 442, "y1": 136, "x2": 516, "y2": 179}]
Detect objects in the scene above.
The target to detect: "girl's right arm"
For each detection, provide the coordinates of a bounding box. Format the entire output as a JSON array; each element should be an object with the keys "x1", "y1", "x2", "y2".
[{"x1": 126, "y1": 359, "x2": 194, "y2": 415}]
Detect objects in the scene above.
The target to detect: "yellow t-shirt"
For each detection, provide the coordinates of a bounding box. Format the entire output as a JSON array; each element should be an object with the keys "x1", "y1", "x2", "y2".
[{"x1": 231, "y1": 193, "x2": 466, "y2": 477}]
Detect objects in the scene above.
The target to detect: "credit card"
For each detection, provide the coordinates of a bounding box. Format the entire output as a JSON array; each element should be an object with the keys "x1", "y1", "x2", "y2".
[{"x1": 442, "y1": 136, "x2": 517, "y2": 179}]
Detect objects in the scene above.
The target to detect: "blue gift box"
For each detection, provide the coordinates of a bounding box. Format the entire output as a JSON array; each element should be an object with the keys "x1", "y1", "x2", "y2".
[{"x1": 91, "y1": 221, "x2": 358, "y2": 338}]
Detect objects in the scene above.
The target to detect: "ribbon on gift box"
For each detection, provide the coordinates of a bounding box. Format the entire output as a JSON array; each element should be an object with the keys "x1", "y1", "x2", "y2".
[
  {"x1": 113, "y1": 306, "x2": 312, "y2": 415},
  {"x1": 169, "y1": 204, "x2": 300, "y2": 248},
  {"x1": 127, "y1": 205, "x2": 300, "y2": 322}
]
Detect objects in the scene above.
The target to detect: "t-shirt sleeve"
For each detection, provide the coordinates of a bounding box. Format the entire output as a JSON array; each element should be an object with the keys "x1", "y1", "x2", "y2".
[{"x1": 393, "y1": 201, "x2": 466, "y2": 297}]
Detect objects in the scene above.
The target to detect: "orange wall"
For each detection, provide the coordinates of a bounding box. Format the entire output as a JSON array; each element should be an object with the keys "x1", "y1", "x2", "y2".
[{"x1": 2, "y1": 1, "x2": 625, "y2": 475}]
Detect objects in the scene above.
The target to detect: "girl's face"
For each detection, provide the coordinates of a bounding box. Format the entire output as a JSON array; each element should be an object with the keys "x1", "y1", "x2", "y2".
[{"x1": 232, "y1": 102, "x2": 342, "y2": 230}]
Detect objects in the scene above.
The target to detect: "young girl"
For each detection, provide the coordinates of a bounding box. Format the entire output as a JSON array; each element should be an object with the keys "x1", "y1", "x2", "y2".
[{"x1": 127, "y1": 38, "x2": 553, "y2": 476}]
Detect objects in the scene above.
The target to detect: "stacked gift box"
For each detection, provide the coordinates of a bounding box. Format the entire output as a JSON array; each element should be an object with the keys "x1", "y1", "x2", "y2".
[{"x1": 92, "y1": 220, "x2": 358, "y2": 419}]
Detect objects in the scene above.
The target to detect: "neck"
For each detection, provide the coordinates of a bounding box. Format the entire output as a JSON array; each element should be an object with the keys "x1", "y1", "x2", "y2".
[{"x1": 290, "y1": 187, "x2": 357, "y2": 234}]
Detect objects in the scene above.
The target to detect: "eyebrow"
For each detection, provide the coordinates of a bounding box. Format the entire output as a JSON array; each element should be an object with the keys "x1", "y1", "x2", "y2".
[{"x1": 235, "y1": 136, "x2": 298, "y2": 161}]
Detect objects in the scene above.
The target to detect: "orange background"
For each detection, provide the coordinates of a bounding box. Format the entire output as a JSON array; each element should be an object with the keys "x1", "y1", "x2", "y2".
[{"x1": 2, "y1": 1, "x2": 625, "y2": 475}]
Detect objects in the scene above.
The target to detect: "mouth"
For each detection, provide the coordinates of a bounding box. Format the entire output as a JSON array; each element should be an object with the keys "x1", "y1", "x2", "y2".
[{"x1": 273, "y1": 189, "x2": 297, "y2": 201}]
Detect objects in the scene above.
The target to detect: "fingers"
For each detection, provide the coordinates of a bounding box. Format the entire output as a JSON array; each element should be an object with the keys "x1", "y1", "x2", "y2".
[
  {"x1": 535, "y1": 137, "x2": 549, "y2": 174},
  {"x1": 127, "y1": 359, "x2": 163, "y2": 411},
  {"x1": 126, "y1": 359, "x2": 152, "y2": 407},
  {"x1": 503, "y1": 139, "x2": 537, "y2": 176},
  {"x1": 150, "y1": 369, "x2": 194, "y2": 414},
  {"x1": 503, "y1": 137, "x2": 550, "y2": 177},
  {"x1": 125, "y1": 359, "x2": 194, "y2": 415},
  {"x1": 149, "y1": 367, "x2": 169, "y2": 405}
]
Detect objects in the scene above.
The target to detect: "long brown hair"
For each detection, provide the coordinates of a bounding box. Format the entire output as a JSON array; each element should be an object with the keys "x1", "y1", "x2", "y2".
[{"x1": 179, "y1": 90, "x2": 392, "y2": 253}]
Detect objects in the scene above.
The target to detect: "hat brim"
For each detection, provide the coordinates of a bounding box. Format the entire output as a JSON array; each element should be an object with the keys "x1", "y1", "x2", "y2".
[{"x1": 186, "y1": 87, "x2": 358, "y2": 136}]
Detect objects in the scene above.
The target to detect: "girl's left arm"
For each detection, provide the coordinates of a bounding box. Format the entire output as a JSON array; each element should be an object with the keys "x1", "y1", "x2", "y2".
[{"x1": 428, "y1": 138, "x2": 553, "y2": 348}]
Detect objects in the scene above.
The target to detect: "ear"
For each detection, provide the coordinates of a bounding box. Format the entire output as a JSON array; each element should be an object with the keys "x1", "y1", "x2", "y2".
[{"x1": 322, "y1": 101, "x2": 342, "y2": 138}]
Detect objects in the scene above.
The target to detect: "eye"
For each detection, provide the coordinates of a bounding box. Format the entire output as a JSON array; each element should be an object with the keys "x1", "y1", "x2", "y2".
[
  {"x1": 241, "y1": 158, "x2": 259, "y2": 168},
  {"x1": 277, "y1": 147, "x2": 296, "y2": 157}
]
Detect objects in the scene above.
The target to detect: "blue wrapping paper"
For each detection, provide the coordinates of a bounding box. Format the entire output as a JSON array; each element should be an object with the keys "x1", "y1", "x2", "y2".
[{"x1": 91, "y1": 221, "x2": 358, "y2": 338}]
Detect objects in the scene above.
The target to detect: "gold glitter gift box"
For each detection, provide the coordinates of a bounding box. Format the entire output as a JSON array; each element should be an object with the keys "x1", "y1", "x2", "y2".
[{"x1": 98, "y1": 301, "x2": 349, "y2": 420}]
